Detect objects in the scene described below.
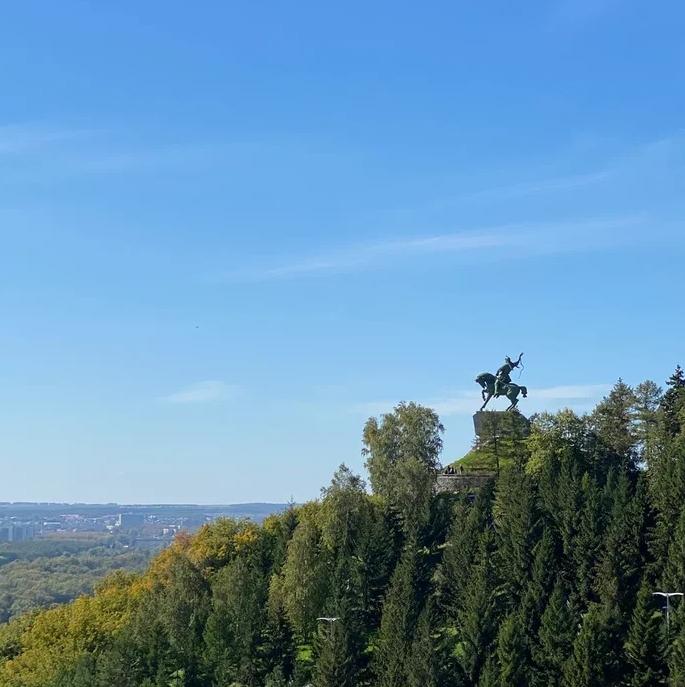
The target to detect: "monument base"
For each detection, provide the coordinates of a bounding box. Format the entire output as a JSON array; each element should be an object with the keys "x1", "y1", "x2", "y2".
[{"x1": 473, "y1": 410, "x2": 530, "y2": 442}]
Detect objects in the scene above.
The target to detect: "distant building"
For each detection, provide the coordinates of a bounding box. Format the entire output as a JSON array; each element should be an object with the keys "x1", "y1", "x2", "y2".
[
  {"x1": 0, "y1": 523, "x2": 35, "y2": 542},
  {"x1": 117, "y1": 513, "x2": 145, "y2": 529},
  {"x1": 41, "y1": 521, "x2": 62, "y2": 533}
]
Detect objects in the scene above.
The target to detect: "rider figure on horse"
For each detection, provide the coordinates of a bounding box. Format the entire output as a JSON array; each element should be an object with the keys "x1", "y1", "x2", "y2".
[
  {"x1": 474, "y1": 353, "x2": 526, "y2": 411},
  {"x1": 494, "y1": 355, "x2": 521, "y2": 397}
]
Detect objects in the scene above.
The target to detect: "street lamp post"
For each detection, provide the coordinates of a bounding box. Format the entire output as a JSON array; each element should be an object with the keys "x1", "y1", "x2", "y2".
[
  {"x1": 316, "y1": 616, "x2": 339, "y2": 641},
  {"x1": 652, "y1": 592, "x2": 684, "y2": 636}
]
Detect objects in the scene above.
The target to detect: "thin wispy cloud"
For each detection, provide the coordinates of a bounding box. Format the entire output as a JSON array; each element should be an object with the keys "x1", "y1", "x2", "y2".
[
  {"x1": 0, "y1": 122, "x2": 226, "y2": 177},
  {"x1": 161, "y1": 380, "x2": 236, "y2": 404},
  {"x1": 222, "y1": 216, "x2": 644, "y2": 283},
  {"x1": 354, "y1": 383, "x2": 611, "y2": 418},
  {"x1": 456, "y1": 170, "x2": 612, "y2": 204},
  {"x1": 0, "y1": 124, "x2": 97, "y2": 155}
]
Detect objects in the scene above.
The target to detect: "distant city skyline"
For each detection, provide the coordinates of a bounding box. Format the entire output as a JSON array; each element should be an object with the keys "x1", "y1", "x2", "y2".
[{"x1": 1, "y1": 2, "x2": 684, "y2": 503}]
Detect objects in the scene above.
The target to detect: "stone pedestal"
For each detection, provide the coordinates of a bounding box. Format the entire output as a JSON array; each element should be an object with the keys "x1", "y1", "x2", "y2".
[{"x1": 473, "y1": 410, "x2": 530, "y2": 442}]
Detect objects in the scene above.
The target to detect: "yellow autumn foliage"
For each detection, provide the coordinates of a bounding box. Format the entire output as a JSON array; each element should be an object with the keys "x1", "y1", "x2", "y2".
[{"x1": 0, "y1": 572, "x2": 140, "y2": 687}]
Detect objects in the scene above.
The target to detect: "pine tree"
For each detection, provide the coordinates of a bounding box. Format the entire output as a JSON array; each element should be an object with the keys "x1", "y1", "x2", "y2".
[{"x1": 624, "y1": 580, "x2": 666, "y2": 687}]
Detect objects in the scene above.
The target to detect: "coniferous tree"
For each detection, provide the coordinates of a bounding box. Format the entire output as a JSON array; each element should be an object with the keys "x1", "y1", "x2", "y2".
[
  {"x1": 436, "y1": 483, "x2": 494, "y2": 621},
  {"x1": 521, "y1": 527, "x2": 559, "y2": 637},
  {"x1": 203, "y1": 556, "x2": 269, "y2": 686},
  {"x1": 572, "y1": 473, "x2": 604, "y2": 607},
  {"x1": 662, "y1": 504, "x2": 685, "y2": 594},
  {"x1": 562, "y1": 603, "x2": 617, "y2": 687},
  {"x1": 264, "y1": 664, "x2": 288, "y2": 687},
  {"x1": 312, "y1": 617, "x2": 355, "y2": 687},
  {"x1": 406, "y1": 604, "x2": 439, "y2": 687},
  {"x1": 591, "y1": 380, "x2": 639, "y2": 474},
  {"x1": 624, "y1": 580, "x2": 666, "y2": 687},
  {"x1": 279, "y1": 511, "x2": 329, "y2": 641},
  {"x1": 374, "y1": 538, "x2": 420, "y2": 687},
  {"x1": 456, "y1": 530, "x2": 499, "y2": 685},
  {"x1": 595, "y1": 473, "x2": 649, "y2": 624},
  {"x1": 662, "y1": 366, "x2": 685, "y2": 438},
  {"x1": 534, "y1": 582, "x2": 576, "y2": 687},
  {"x1": 493, "y1": 469, "x2": 539, "y2": 607},
  {"x1": 477, "y1": 654, "x2": 499, "y2": 687},
  {"x1": 496, "y1": 611, "x2": 528, "y2": 687},
  {"x1": 668, "y1": 608, "x2": 685, "y2": 686},
  {"x1": 634, "y1": 380, "x2": 663, "y2": 462}
]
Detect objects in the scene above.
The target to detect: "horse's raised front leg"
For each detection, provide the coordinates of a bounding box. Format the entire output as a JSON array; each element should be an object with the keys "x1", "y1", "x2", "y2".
[{"x1": 480, "y1": 393, "x2": 492, "y2": 411}]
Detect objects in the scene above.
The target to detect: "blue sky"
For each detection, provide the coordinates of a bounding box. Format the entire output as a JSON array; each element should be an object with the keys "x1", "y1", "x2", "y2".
[{"x1": 1, "y1": 1, "x2": 684, "y2": 503}]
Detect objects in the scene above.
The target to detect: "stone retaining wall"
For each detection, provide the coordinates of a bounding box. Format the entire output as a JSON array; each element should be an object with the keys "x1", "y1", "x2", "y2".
[{"x1": 435, "y1": 472, "x2": 496, "y2": 494}]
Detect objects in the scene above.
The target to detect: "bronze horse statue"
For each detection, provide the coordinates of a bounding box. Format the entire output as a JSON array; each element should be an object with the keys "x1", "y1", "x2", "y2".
[{"x1": 475, "y1": 353, "x2": 527, "y2": 411}]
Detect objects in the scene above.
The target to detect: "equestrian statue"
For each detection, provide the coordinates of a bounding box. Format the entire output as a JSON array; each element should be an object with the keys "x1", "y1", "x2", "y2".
[{"x1": 475, "y1": 352, "x2": 527, "y2": 411}]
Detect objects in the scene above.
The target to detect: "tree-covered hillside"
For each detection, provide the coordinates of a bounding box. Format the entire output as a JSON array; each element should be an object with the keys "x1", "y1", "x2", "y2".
[
  {"x1": 0, "y1": 538, "x2": 149, "y2": 623},
  {"x1": 2, "y1": 369, "x2": 685, "y2": 687}
]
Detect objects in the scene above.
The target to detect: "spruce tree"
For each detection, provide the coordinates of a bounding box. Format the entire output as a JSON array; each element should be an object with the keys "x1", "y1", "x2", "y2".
[
  {"x1": 456, "y1": 530, "x2": 499, "y2": 685},
  {"x1": 662, "y1": 505, "x2": 685, "y2": 593},
  {"x1": 624, "y1": 580, "x2": 666, "y2": 687},
  {"x1": 406, "y1": 604, "x2": 439, "y2": 687},
  {"x1": 572, "y1": 473, "x2": 603, "y2": 606},
  {"x1": 477, "y1": 654, "x2": 499, "y2": 687},
  {"x1": 521, "y1": 527, "x2": 559, "y2": 637},
  {"x1": 312, "y1": 618, "x2": 355, "y2": 687},
  {"x1": 534, "y1": 582, "x2": 576, "y2": 687},
  {"x1": 493, "y1": 469, "x2": 539, "y2": 607},
  {"x1": 436, "y1": 483, "x2": 494, "y2": 621},
  {"x1": 562, "y1": 603, "x2": 616, "y2": 687},
  {"x1": 595, "y1": 473, "x2": 649, "y2": 623},
  {"x1": 662, "y1": 365, "x2": 685, "y2": 438},
  {"x1": 668, "y1": 610, "x2": 685, "y2": 686},
  {"x1": 496, "y1": 612, "x2": 528, "y2": 687},
  {"x1": 374, "y1": 538, "x2": 420, "y2": 687},
  {"x1": 590, "y1": 380, "x2": 639, "y2": 473}
]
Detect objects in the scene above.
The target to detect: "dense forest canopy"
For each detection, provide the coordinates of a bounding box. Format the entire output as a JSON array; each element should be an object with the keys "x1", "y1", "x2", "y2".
[
  {"x1": 0, "y1": 538, "x2": 149, "y2": 623},
  {"x1": 1, "y1": 368, "x2": 685, "y2": 687}
]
